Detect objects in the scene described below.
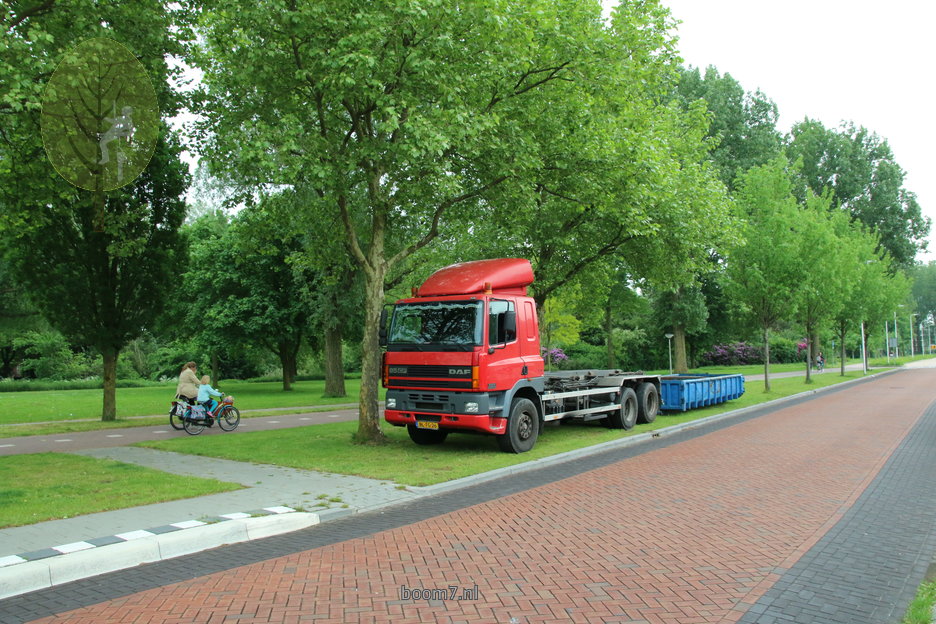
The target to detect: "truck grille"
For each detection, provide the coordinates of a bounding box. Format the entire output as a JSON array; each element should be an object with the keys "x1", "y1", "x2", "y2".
[
  {"x1": 387, "y1": 365, "x2": 473, "y2": 390},
  {"x1": 388, "y1": 365, "x2": 471, "y2": 378}
]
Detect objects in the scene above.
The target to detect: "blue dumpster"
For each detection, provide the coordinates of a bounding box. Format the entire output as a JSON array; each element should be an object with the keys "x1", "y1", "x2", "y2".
[{"x1": 659, "y1": 373, "x2": 745, "y2": 412}]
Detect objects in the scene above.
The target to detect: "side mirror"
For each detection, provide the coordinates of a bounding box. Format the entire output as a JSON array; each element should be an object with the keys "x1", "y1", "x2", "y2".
[
  {"x1": 378, "y1": 307, "x2": 389, "y2": 348},
  {"x1": 504, "y1": 310, "x2": 517, "y2": 341}
]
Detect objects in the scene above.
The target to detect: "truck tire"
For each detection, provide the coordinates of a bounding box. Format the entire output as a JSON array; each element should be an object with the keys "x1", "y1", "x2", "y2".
[
  {"x1": 636, "y1": 382, "x2": 659, "y2": 424},
  {"x1": 407, "y1": 424, "x2": 448, "y2": 445},
  {"x1": 606, "y1": 387, "x2": 638, "y2": 430},
  {"x1": 497, "y1": 397, "x2": 539, "y2": 453}
]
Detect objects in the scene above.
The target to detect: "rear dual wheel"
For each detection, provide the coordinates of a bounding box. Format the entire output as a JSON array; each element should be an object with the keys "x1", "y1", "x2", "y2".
[
  {"x1": 606, "y1": 387, "x2": 638, "y2": 430},
  {"x1": 636, "y1": 382, "x2": 659, "y2": 424}
]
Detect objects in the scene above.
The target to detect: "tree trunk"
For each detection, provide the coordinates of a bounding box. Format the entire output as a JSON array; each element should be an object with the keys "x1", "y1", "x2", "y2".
[
  {"x1": 356, "y1": 265, "x2": 387, "y2": 444},
  {"x1": 804, "y1": 325, "x2": 812, "y2": 384},
  {"x1": 101, "y1": 347, "x2": 118, "y2": 421},
  {"x1": 763, "y1": 326, "x2": 771, "y2": 393},
  {"x1": 323, "y1": 323, "x2": 346, "y2": 397},
  {"x1": 605, "y1": 297, "x2": 614, "y2": 368},
  {"x1": 210, "y1": 351, "x2": 220, "y2": 386},
  {"x1": 840, "y1": 330, "x2": 847, "y2": 376},
  {"x1": 279, "y1": 342, "x2": 297, "y2": 391},
  {"x1": 673, "y1": 324, "x2": 688, "y2": 374}
]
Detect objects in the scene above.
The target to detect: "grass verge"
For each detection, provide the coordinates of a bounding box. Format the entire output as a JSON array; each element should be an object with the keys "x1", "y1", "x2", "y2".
[
  {"x1": 0, "y1": 453, "x2": 242, "y2": 528},
  {"x1": 139, "y1": 371, "x2": 871, "y2": 486},
  {"x1": 902, "y1": 579, "x2": 936, "y2": 624}
]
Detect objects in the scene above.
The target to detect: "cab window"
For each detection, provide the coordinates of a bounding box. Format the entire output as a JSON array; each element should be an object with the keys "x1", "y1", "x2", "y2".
[{"x1": 488, "y1": 300, "x2": 516, "y2": 346}]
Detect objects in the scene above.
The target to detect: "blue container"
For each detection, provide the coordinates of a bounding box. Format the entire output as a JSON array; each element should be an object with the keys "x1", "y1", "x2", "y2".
[{"x1": 659, "y1": 373, "x2": 745, "y2": 412}]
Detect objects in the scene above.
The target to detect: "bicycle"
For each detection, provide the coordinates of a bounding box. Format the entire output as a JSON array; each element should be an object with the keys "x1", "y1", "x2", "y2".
[{"x1": 169, "y1": 395, "x2": 240, "y2": 435}]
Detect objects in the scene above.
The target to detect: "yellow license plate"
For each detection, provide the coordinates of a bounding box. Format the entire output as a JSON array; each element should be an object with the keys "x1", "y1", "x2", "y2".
[{"x1": 416, "y1": 421, "x2": 439, "y2": 430}]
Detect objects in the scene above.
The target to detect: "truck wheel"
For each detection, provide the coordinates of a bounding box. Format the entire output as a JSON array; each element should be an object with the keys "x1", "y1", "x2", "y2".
[
  {"x1": 606, "y1": 387, "x2": 638, "y2": 430},
  {"x1": 636, "y1": 382, "x2": 659, "y2": 424},
  {"x1": 497, "y1": 397, "x2": 539, "y2": 453},
  {"x1": 407, "y1": 424, "x2": 448, "y2": 445}
]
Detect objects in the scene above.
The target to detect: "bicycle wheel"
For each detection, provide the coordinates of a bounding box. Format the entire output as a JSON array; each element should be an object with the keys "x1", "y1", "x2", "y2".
[
  {"x1": 182, "y1": 414, "x2": 207, "y2": 435},
  {"x1": 169, "y1": 403, "x2": 184, "y2": 430},
  {"x1": 218, "y1": 406, "x2": 240, "y2": 431}
]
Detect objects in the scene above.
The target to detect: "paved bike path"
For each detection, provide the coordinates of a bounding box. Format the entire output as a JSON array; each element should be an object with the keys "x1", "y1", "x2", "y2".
[
  {"x1": 0, "y1": 409, "x2": 359, "y2": 456},
  {"x1": 4, "y1": 366, "x2": 935, "y2": 623}
]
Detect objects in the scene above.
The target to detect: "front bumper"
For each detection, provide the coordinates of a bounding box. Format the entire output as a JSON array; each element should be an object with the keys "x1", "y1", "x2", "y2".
[
  {"x1": 385, "y1": 409, "x2": 507, "y2": 435},
  {"x1": 383, "y1": 390, "x2": 506, "y2": 434}
]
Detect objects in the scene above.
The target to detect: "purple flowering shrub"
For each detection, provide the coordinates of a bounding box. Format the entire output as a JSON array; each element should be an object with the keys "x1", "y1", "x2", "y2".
[
  {"x1": 700, "y1": 342, "x2": 763, "y2": 366},
  {"x1": 541, "y1": 347, "x2": 568, "y2": 361}
]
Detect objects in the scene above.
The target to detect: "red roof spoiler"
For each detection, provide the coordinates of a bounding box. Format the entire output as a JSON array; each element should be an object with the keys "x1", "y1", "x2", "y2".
[{"x1": 417, "y1": 258, "x2": 534, "y2": 297}]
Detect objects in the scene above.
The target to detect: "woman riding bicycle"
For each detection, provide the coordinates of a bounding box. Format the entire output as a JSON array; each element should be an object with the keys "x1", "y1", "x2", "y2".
[{"x1": 175, "y1": 361, "x2": 199, "y2": 405}]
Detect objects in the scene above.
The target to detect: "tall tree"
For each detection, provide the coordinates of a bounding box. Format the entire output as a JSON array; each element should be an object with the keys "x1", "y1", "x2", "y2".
[
  {"x1": 650, "y1": 285, "x2": 708, "y2": 374},
  {"x1": 911, "y1": 262, "x2": 936, "y2": 333},
  {"x1": 791, "y1": 193, "x2": 849, "y2": 383},
  {"x1": 724, "y1": 157, "x2": 803, "y2": 391},
  {"x1": 830, "y1": 226, "x2": 899, "y2": 376},
  {"x1": 787, "y1": 119, "x2": 930, "y2": 269},
  {"x1": 193, "y1": 0, "x2": 697, "y2": 443},
  {"x1": 675, "y1": 65, "x2": 782, "y2": 189},
  {"x1": 180, "y1": 204, "x2": 313, "y2": 392},
  {"x1": 1, "y1": 2, "x2": 191, "y2": 420}
]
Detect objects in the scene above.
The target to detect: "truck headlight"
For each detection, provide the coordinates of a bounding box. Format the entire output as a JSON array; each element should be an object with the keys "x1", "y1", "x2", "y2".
[
  {"x1": 386, "y1": 398, "x2": 397, "y2": 409},
  {"x1": 465, "y1": 402, "x2": 479, "y2": 414}
]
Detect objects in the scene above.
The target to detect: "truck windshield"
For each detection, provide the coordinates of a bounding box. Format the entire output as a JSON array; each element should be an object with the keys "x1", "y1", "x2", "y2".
[{"x1": 388, "y1": 301, "x2": 483, "y2": 349}]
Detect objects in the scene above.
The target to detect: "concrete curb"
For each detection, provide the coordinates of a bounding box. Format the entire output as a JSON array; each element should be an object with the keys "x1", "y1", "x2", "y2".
[{"x1": 0, "y1": 511, "x2": 319, "y2": 600}]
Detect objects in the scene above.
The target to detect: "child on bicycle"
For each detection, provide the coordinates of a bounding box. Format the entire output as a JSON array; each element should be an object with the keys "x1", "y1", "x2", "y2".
[{"x1": 197, "y1": 375, "x2": 223, "y2": 418}]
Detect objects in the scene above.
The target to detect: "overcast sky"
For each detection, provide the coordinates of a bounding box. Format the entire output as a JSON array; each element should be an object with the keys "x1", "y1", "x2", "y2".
[{"x1": 638, "y1": 0, "x2": 936, "y2": 261}]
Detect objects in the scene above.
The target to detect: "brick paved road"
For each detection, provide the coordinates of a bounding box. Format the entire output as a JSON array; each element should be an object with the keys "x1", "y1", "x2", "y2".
[{"x1": 16, "y1": 369, "x2": 936, "y2": 623}]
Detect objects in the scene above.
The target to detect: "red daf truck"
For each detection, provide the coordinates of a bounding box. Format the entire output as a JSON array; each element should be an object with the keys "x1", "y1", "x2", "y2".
[{"x1": 381, "y1": 258, "x2": 661, "y2": 453}]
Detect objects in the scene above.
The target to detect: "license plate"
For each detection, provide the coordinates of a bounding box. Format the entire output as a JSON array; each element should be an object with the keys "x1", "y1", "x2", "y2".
[{"x1": 416, "y1": 421, "x2": 439, "y2": 430}]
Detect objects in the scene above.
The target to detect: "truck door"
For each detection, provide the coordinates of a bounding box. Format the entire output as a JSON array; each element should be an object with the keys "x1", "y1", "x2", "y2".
[{"x1": 485, "y1": 299, "x2": 521, "y2": 392}]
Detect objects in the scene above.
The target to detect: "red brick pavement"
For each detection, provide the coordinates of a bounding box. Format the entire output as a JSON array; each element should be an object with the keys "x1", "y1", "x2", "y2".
[{"x1": 34, "y1": 371, "x2": 936, "y2": 624}]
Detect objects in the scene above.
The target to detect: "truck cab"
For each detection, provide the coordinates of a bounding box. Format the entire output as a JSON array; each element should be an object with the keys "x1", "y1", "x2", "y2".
[{"x1": 383, "y1": 259, "x2": 545, "y2": 448}]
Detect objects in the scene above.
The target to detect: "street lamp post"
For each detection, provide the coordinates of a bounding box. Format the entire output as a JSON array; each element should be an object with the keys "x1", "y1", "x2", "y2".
[
  {"x1": 664, "y1": 333, "x2": 674, "y2": 375},
  {"x1": 885, "y1": 321, "x2": 891, "y2": 364},
  {"x1": 861, "y1": 321, "x2": 868, "y2": 374},
  {"x1": 895, "y1": 310, "x2": 901, "y2": 358},
  {"x1": 910, "y1": 313, "x2": 918, "y2": 357}
]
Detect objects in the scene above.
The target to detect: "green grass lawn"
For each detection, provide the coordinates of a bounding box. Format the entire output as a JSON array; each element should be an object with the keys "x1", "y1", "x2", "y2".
[
  {"x1": 0, "y1": 378, "x2": 373, "y2": 426},
  {"x1": 0, "y1": 453, "x2": 242, "y2": 528},
  {"x1": 902, "y1": 580, "x2": 936, "y2": 624},
  {"x1": 139, "y1": 371, "x2": 870, "y2": 486}
]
